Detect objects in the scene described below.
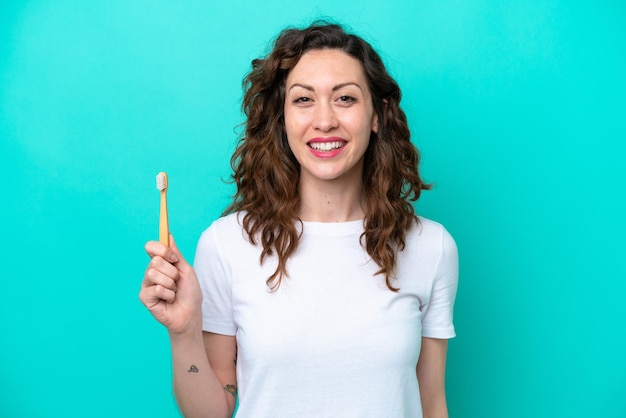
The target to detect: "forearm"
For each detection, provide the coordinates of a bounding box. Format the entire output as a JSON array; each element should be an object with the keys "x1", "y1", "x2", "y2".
[
  {"x1": 170, "y1": 331, "x2": 233, "y2": 418},
  {"x1": 421, "y1": 393, "x2": 448, "y2": 418}
]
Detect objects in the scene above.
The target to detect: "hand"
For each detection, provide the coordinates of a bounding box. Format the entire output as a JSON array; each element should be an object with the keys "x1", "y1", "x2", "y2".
[{"x1": 139, "y1": 234, "x2": 203, "y2": 336}]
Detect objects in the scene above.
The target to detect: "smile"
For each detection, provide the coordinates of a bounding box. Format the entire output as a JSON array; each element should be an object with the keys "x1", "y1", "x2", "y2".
[{"x1": 308, "y1": 141, "x2": 346, "y2": 151}]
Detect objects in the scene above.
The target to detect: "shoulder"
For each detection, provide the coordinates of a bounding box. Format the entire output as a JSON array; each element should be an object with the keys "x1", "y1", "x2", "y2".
[
  {"x1": 200, "y1": 212, "x2": 246, "y2": 238},
  {"x1": 394, "y1": 216, "x2": 458, "y2": 299},
  {"x1": 410, "y1": 216, "x2": 456, "y2": 250},
  {"x1": 205, "y1": 212, "x2": 244, "y2": 232},
  {"x1": 195, "y1": 212, "x2": 264, "y2": 265},
  {"x1": 196, "y1": 212, "x2": 247, "y2": 252},
  {"x1": 400, "y1": 216, "x2": 458, "y2": 272}
]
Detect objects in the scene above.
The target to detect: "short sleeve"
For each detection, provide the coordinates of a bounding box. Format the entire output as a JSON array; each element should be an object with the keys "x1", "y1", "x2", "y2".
[
  {"x1": 193, "y1": 225, "x2": 237, "y2": 336},
  {"x1": 421, "y1": 228, "x2": 459, "y2": 339}
]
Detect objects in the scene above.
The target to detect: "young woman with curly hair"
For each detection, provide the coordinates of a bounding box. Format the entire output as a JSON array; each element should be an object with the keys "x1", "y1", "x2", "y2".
[{"x1": 140, "y1": 22, "x2": 458, "y2": 418}]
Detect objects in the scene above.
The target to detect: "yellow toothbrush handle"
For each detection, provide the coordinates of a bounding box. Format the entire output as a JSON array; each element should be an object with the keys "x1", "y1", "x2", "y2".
[{"x1": 159, "y1": 189, "x2": 169, "y2": 246}]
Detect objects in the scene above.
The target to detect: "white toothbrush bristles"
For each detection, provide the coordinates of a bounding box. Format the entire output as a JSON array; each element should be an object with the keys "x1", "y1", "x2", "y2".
[{"x1": 156, "y1": 172, "x2": 168, "y2": 191}]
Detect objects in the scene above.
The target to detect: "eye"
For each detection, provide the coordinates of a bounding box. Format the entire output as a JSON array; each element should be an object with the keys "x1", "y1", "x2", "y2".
[
  {"x1": 337, "y1": 95, "x2": 356, "y2": 104},
  {"x1": 293, "y1": 96, "x2": 312, "y2": 104}
]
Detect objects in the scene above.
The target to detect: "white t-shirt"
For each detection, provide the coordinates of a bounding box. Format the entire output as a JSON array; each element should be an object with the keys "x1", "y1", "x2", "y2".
[{"x1": 194, "y1": 213, "x2": 458, "y2": 418}]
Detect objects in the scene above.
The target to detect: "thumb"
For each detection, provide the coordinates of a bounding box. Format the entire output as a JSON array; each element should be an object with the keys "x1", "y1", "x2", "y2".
[{"x1": 169, "y1": 234, "x2": 189, "y2": 267}]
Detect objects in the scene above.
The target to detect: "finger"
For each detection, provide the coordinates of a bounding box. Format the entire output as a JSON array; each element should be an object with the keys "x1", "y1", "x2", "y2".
[
  {"x1": 147, "y1": 256, "x2": 179, "y2": 280},
  {"x1": 143, "y1": 263, "x2": 178, "y2": 290},
  {"x1": 169, "y1": 234, "x2": 191, "y2": 270},
  {"x1": 153, "y1": 284, "x2": 176, "y2": 304},
  {"x1": 169, "y1": 234, "x2": 181, "y2": 257},
  {"x1": 140, "y1": 283, "x2": 176, "y2": 306},
  {"x1": 145, "y1": 240, "x2": 179, "y2": 264}
]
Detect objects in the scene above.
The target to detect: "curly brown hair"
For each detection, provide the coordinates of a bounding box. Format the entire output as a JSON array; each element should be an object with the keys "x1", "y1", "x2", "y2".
[{"x1": 224, "y1": 22, "x2": 431, "y2": 291}]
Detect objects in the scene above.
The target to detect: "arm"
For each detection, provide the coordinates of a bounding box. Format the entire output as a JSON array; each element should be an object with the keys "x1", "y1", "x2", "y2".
[
  {"x1": 416, "y1": 337, "x2": 449, "y2": 418},
  {"x1": 170, "y1": 331, "x2": 237, "y2": 418},
  {"x1": 139, "y1": 235, "x2": 236, "y2": 418}
]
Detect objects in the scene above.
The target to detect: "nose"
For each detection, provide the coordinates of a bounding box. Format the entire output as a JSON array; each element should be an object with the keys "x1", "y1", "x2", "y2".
[{"x1": 312, "y1": 103, "x2": 338, "y2": 132}]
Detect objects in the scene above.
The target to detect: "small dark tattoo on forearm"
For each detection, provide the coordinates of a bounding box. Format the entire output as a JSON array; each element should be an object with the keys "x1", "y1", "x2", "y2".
[
  {"x1": 187, "y1": 365, "x2": 199, "y2": 373},
  {"x1": 224, "y1": 384, "x2": 237, "y2": 398}
]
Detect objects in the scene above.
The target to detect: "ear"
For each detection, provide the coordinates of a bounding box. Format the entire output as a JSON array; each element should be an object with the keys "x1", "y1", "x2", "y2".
[{"x1": 372, "y1": 99, "x2": 387, "y2": 134}]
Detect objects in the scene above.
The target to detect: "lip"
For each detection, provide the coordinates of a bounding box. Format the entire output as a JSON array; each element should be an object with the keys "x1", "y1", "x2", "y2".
[{"x1": 307, "y1": 137, "x2": 347, "y2": 158}]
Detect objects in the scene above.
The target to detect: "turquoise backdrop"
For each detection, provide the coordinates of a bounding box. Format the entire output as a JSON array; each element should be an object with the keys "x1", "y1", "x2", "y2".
[{"x1": 2, "y1": 1, "x2": 624, "y2": 417}]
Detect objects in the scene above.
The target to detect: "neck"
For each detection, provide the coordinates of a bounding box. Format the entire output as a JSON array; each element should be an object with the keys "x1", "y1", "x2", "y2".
[{"x1": 296, "y1": 176, "x2": 366, "y2": 223}]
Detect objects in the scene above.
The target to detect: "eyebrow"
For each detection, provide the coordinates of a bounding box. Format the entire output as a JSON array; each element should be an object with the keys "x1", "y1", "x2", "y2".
[{"x1": 288, "y1": 82, "x2": 363, "y2": 92}]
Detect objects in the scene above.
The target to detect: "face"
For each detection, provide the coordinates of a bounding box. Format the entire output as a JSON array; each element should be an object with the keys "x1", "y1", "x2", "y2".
[{"x1": 284, "y1": 48, "x2": 378, "y2": 187}]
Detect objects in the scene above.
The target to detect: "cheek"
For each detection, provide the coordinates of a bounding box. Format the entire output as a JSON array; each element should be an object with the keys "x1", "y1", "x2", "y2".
[
  {"x1": 284, "y1": 126, "x2": 301, "y2": 156},
  {"x1": 350, "y1": 112, "x2": 376, "y2": 137},
  {"x1": 283, "y1": 119, "x2": 294, "y2": 142},
  {"x1": 284, "y1": 112, "x2": 308, "y2": 138}
]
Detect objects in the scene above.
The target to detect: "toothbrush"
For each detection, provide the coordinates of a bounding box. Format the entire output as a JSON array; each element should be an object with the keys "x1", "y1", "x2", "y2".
[{"x1": 156, "y1": 172, "x2": 169, "y2": 246}]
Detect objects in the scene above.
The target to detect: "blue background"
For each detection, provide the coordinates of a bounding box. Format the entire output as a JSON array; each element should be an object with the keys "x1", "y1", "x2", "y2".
[{"x1": 1, "y1": 1, "x2": 625, "y2": 416}]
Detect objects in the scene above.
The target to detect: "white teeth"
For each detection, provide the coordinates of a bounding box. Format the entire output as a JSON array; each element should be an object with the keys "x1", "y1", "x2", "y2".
[{"x1": 309, "y1": 141, "x2": 344, "y2": 151}]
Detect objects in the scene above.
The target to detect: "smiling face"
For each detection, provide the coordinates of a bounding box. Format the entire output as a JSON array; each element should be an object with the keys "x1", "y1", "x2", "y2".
[{"x1": 284, "y1": 48, "x2": 378, "y2": 189}]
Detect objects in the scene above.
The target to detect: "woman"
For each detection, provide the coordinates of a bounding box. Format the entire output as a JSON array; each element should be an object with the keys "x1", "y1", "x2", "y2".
[{"x1": 140, "y1": 22, "x2": 458, "y2": 418}]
